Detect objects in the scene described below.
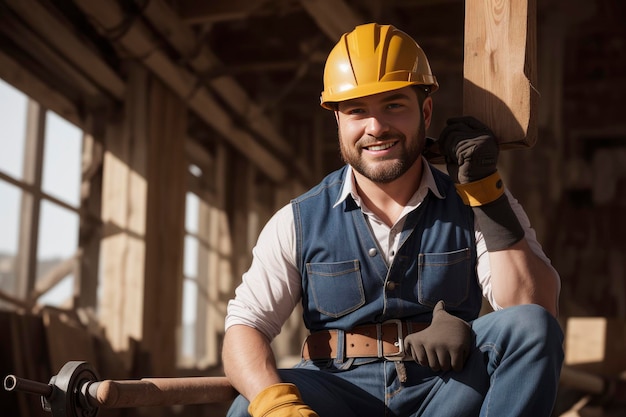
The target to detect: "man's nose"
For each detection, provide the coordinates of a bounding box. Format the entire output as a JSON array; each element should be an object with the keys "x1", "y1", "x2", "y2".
[{"x1": 364, "y1": 114, "x2": 390, "y2": 137}]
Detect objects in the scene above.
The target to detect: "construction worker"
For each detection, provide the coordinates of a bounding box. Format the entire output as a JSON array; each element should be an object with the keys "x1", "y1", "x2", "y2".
[{"x1": 223, "y1": 23, "x2": 563, "y2": 417}]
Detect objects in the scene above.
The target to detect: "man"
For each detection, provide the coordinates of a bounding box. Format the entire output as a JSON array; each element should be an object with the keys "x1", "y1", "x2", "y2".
[{"x1": 223, "y1": 23, "x2": 563, "y2": 417}]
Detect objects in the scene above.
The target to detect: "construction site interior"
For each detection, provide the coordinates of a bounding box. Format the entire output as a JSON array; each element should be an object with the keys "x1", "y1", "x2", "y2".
[{"x1": 0, "y1": 0, "x2": 625, "y2": 416}]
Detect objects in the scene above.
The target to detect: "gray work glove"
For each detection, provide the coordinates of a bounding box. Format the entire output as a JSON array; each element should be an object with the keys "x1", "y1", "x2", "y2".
[
  {"x1": 403, "y1": 301, "x2": 472, "y2": 372},
  {"x1": 439, "y1": 116, "x2": 499, "y2": 184},
  {"x1": 438, "y1": 116, "x2": 524, "y2": 251}
]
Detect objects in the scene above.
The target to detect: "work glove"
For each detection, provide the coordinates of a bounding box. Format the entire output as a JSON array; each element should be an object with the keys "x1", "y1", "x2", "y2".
[
  {"x1": 439, "y1": 116, "x2": 499, "y2": 184},
  {"x1": 438, "y1": 116, "x2": 524, "y2": 251},
  {"x1": 403, "y1": 301, "x2": 472, "y2": 372},
  {"x1": 248, "y1": 383, "x2": 319, "y2": 417}
]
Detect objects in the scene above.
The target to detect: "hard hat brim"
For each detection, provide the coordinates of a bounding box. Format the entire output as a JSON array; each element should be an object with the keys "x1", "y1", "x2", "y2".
[{"x1": 320, "y1": 79, "x2": 438, "y2": 110}]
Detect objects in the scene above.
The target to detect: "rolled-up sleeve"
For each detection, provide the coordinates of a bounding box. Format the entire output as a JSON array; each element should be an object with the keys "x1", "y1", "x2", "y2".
[{"x1": 225, "y1": 204, "x2": 302, "y2": 341}]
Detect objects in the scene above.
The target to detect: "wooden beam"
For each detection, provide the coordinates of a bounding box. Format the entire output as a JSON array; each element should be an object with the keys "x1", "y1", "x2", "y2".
[
  {"x1": 176, "y1": 0, "x2": 267, "y2": 24},
  {"x1": 75, "y1": 118, "x2": 105, "y2": 310},
  {"x1": 30, "y1": 252, "x2": 78, "y2": 304},
  {"x1": 141, "y1": 75, "x2": 187, "y2": 376},
  {"x1": 300, "y1": 0, "x2": 364, "y2": 40},
  {"x1": 0, "y1": 50, "x2": 81, "y2": 126},
  {"x1": 141, "y1": 0, "x2": 298, "y2": 166},
  {"x1": 463, "y1": 0, "x2": 538, "y2": 148},
  {"x1": 4, "y1": 0, "x2": 125, "y2": 100},
  {"x1": 99, "y1": 64, "x2": 150, "y2": 368},
  {"x1": 0, "y1": 13, "x2": 102, "y2": 100},
  {"x1": 14, "y1": 101, "x2": 45, "y2": 302},
  {"x1": 73, "y1": 0, "x2": 289, "y2": 183}
]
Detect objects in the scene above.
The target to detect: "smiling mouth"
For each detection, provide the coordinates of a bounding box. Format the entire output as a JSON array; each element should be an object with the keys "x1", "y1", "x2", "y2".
[{"x1": 364, "y1": 141, "x2": 397, "y2": 151}]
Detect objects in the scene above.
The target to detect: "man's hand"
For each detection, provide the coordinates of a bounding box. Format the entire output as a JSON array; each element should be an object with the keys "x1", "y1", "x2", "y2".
[
  {"x1": 403, "y1": 301, "x2": 472, "y2": 372},
  {"x1": 439, "y1": 116, "x2": 499, "y2": 184},
  {"x1": 248, "y1": 383, "x2": 319, "y2": 417},
  {"x1": 438, "y1": 116, "x2": 525, "y2": 250}
]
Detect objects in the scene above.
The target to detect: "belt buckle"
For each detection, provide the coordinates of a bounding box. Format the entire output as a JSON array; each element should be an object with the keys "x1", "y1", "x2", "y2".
[{"x1": 378, "y1": 319, "x2": 405, "y2": 361}]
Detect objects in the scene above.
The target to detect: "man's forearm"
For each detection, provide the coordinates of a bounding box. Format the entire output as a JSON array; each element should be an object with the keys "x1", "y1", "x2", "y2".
[
  {"x1": 489, "y1": 239, "x2": 559, "y2": 317},
  {"x1": 222, "y1": 324, "x2": 283, "y2": 401}
]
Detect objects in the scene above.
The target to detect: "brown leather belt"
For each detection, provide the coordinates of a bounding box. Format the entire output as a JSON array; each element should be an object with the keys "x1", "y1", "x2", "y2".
[{"x1": 301, "y1": 320, "x2": 429, "y2": 361}]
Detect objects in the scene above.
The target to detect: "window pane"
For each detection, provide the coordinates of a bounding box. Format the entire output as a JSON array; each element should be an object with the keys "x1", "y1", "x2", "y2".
[
  {"x1": 183, "y1": 235, "x2": 198, "y2": 279},
  {"x1": 36, "y1": 200, "x2": 78, "y2": 306},
  {"x1": 42, "y1": 112, "x2": 82, "y2": 207},
  {"x1": 185, "y1": 192, "x2": 199, "y2": 235},
  {"x1": 0, "y1": 180, "x2": 21, "y2": 299},
  {"x1": 38, "y1": 277, "x2": 73, "y2": 308},
  {"x1": 0, "y1": 79, "x2": 28, "y2": 180},
  {"x1": 180, "y1": 278, "x2": 197, "y2": 359}
]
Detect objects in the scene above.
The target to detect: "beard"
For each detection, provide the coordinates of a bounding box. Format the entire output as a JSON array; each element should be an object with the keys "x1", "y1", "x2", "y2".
[{"x1": 339, "y1": 122, "x2": 426, "y2": 184}]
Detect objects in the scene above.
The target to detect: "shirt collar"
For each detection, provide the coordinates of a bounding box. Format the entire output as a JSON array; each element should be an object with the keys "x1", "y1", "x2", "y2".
[{"x1": 333, "y1": 156, "x2": 445, "y2": 209}]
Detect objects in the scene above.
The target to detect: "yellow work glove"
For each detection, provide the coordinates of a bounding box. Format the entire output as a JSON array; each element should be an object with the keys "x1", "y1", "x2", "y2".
[{"x1": 248, "y1": 383, "x2": 319, "y2": 417}]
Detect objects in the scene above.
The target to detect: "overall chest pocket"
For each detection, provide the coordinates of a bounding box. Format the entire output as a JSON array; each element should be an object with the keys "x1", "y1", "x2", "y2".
[
  {"x1": 306, "y1": 260, "x2": 365, "y2": 318},
  {"x1": 418, "y1": 248, "x2": 471, "y2": 308}
]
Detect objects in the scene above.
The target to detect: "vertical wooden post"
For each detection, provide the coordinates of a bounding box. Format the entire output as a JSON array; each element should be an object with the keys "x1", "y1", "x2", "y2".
[
  {"x1": 15, "y1": 100, "x2": 45, "y2": 301},
  {"x1": 75, "y1": 114, "x2": 105, "y2": 310},
  {"x1": 99, "y1": 64, "x2": 187, "y2": 379},
  {"x1": 463, "y1": 0, "x2": 538, "y2": 148},
  {"x1": 99, "y1": 64, "x2": 150, "y2": 370},
  {"x1": 142, "y1": 75, "x2": 187, "y2": 377}
]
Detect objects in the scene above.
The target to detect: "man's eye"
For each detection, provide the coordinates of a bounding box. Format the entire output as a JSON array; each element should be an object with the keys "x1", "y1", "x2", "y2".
[
  {"x1": 347, "y1": 108, "x2": 364, "y2": 115},
  {"x1": 387, "y1": 103, "x2": 403, "y2": 109}
]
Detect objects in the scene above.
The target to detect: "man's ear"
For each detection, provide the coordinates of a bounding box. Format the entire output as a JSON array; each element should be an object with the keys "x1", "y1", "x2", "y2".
[{"x1": 422, "y1": 96, "x2": 433, "y2": 130}]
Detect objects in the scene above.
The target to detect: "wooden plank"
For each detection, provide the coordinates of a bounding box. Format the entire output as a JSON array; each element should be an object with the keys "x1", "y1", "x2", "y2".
[
  {"x1": 558, "y1": 396, "x2": 605, "y2": 417},
  {"x1": 29, "y1": 253, "x2": 78, "y2": 304},
  {"x1": 73, "y1": 0, "x2": 289, "y2": 183},
  {"x1": 4, "y1": 0, "x2": 125, "y2": 99},
  {"x1": 99, "y1": 64, "x2": 149, "y2": 367},
  {"x1": 0, "y1": 13, "x2": 102, "y2": 100},
  {"x1": 565, "y1": 317, "x2": 626, "y2": 377},
  {"x1": 14, "y1": 101, "x2": 45, "y2": 301},
  {"x1": 300, "y1": 0, "x2": 364, "y2": 40},
  {"x1": 0, "y1": 50, "x2": 80, "y2": 126},
  {"x1": 141, "y1": 76, "x2": 187, "y2": 376},
  {"x1": 75, "y1": 117, "x2": 105, "y2": 310},
  {"x1": 176, "y1": 0, "x2": 263, "y2": 24},
  {"x1": 42, "y1": 308, "x2": 97, "y2": 373},
  {"x1": 463, "y1": 0, "x2": 538, "y2": 148}
]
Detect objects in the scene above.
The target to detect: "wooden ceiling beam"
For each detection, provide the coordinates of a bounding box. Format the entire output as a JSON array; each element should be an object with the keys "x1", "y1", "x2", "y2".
[
  {"x1": 176, "y1": 0, "x2": 269, "y2": 24},
  {"x1": 72, "y1": 0, "x2": 291, "y2": 184},
  {"x1": 299, "y1": 0, "x2": 364, "y2": 40},
  {"x1": 0, "y1": 50, "x2": 80, "y2": 126},
  {"x1": 0, "y1": 13, "x2": 103, "y2": 101},
  {"x1": 4, "y1": 0, "x2": 125, "y2": 100},
  {"x1": 141, "y1": 0, "x2": 298, "y2": 164}
]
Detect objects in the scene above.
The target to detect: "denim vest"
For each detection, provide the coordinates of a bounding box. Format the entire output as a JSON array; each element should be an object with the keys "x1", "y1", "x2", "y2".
[{"x1": 292, "y1": 164, "x2": 482, "y2": 332}]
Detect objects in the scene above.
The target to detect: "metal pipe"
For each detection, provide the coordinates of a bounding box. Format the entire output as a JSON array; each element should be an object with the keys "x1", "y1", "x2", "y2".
[{"x1": 3, "y1": 375, "x2": 53, "y2": 398}]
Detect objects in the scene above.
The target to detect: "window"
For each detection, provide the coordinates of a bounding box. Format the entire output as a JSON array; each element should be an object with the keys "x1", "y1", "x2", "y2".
[
  {"x1": 0, "y1": 78, "x2": 83, "y2": 309},
  {"x1": 178, "y1": 146, "x2": 235, "y2": 369}
]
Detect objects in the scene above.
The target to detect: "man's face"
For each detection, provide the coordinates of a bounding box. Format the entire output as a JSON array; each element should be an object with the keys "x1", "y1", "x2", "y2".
[{"x1": 336, "y1": 86, "x2": 432, "y2": 184}]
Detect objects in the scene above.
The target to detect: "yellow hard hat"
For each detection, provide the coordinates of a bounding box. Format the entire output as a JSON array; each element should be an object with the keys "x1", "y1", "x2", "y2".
[{"x1": 320, "y1": 23, "x2": 439, "y2": 109}]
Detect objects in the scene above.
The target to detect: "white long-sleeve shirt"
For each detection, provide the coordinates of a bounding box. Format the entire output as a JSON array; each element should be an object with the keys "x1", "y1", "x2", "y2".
[{"x1": 225, "y1": 160, "x2": 559, "y2": 341}]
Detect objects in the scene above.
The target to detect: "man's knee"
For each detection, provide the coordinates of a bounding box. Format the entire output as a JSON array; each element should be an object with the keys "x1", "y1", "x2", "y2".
[
  {"x1": 504, "y1": 304, "x2": 562, "y2": 340},
  {"x1": 475, "y1": 304, "x2": 564, "y2": 355}
]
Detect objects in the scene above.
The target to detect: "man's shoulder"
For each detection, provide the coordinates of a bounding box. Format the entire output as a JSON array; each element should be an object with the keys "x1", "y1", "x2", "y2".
[{"x1": 291, "y1": 165, "x2": 348, "y2": 204}]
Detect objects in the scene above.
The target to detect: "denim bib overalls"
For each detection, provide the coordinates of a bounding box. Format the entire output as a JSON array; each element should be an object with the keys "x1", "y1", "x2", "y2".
[{"x1": 291, "y1": 164, "x2": 482, "y2": 331}]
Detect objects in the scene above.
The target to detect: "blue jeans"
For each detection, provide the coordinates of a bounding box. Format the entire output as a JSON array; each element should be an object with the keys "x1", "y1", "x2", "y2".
[{"x1": 227, "y1": 304, "x2": 564, "y2": 417}]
